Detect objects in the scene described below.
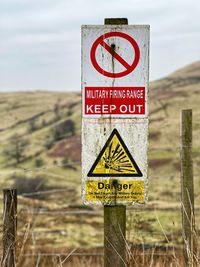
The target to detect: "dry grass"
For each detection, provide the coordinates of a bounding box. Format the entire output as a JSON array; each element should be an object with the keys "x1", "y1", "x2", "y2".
[
  {"x1": 14, "y1": 251, "x2": 184, "y2": 267},
  {"x1": 0, "y1": 210, "x2": 194, "y2": 267}
]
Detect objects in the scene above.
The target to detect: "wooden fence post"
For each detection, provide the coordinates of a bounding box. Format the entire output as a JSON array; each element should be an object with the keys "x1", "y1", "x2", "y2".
[
  {"x1": 104, "y1": 18, "x2": 127, "y2": 267},
  {"x1": 180, "y1": 109, "x2": 197, "y2": 266},
  {"x1": 2, "y1": 189, "x2": 17, "y2": 267},
  {"x1": 104, "y1": 206, "x2": 126, "y2": 266}
]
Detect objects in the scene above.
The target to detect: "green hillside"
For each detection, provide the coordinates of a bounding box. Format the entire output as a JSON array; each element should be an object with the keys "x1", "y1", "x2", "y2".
[
  {"x1": 0, "y1": 91, "x2": 81, "y2": 186},
  {"x1": 0, "y1": 61, "x2": 200, "y2": 250}
]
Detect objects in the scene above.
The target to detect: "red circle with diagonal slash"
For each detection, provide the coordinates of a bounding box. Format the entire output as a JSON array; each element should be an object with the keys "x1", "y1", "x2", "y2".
[{"x1": 90, "y1": 31, "x2": 140, "y2": 78}]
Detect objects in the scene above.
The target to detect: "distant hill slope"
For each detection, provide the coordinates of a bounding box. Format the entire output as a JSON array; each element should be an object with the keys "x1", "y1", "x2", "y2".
[
  {"x1": 0, "y1": 61, "x2": 199, "y2": 248},
  {"x1": 0, "y1": 91, "x2": 82, "y2": 211},
  {"x1": 0, "y1": 61, "x2": 199, "y2": 193},
  {"x1": 151, "y1": 60, "x2": 200, "y2": 93},
  {"x1": 171, "y1": 60, "x2": 200, "y2": 78},
  {"x1": 149, "y1": 60, "x2": 200, "y2": 205},
  {"x1": 0, "y1": 61, "x2": 199, "y2": 192}
]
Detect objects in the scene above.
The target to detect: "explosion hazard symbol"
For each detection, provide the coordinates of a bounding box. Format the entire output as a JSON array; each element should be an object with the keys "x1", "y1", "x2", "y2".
[{"x1": 88, "y1": 129, "x2": 143, "y2": 177}]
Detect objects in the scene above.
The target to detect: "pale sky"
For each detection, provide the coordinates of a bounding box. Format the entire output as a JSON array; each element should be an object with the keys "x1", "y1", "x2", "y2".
[{"x1": 0, "y1": 0, "x2": 199, "y2": 92}]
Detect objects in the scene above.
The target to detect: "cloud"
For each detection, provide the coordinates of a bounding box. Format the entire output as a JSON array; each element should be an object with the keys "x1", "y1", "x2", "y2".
[{"x1": 0, "y1": 0, "x2": 199, "y2": 91}]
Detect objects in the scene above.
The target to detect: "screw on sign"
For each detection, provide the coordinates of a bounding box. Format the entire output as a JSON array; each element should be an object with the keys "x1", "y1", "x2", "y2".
[{"x1": 90, "y1": 31, "x2": 140, "y2": 78}]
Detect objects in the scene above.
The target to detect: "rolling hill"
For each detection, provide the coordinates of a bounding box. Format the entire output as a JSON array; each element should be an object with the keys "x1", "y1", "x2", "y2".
[{"x1": 0, "y1": 61, "x2": 199, "y2": 250}]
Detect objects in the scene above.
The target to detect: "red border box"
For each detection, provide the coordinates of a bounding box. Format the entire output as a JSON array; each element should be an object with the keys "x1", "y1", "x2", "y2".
[{"x1": 84, "y1": 87, "x2": 145, "y2": 115}]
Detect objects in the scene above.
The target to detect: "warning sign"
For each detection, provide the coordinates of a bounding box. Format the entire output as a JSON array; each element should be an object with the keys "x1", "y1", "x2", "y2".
[
  {"x1": 84, "y1": 86, "x2": 145, "y2": 115},
  {"x1": 82, "y1": 25, "x2": 149, "y2": 119},
  {"x1": 85, "y1": 180, "x2": 144, "y2": 203},
  {"x1": 81, "y1": 25, "x2": 150, "y2": 205},
  {"x1": 90, "y1": 31, "x2": 140, "y2": 78},
  {"x1": 88, "y1": 128, "x2": 142, "y2": 177}
]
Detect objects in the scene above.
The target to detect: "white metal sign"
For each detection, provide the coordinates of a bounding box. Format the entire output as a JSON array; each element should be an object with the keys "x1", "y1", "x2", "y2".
[{"x1": 82, "y1": 25, "x2": 150, "y2": 205}]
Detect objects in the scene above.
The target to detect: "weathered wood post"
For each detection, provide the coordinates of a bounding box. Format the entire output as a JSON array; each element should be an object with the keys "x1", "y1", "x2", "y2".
[
  {"x1": 180, "y1": 109, "x2": 197, "y2": 267},
  {"x1": 2, "y1": 189, "x2": 17, "y2": 267},
  {"x1": 104, "y1": 205, "x2": 126, "y2": 266},
  {"x1": 103, "y1": 18, "x2": 127, "y2": 267}
]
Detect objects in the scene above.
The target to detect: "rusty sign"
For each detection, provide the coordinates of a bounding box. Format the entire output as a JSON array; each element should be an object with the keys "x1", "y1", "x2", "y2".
[{"x1": 82, "y1": 25, "x2": 150, "y2": 205}]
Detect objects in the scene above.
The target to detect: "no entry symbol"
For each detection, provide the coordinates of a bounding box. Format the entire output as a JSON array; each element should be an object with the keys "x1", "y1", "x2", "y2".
[{"x1": 90, "y1": 31, "x2": 140, "y2": 78}]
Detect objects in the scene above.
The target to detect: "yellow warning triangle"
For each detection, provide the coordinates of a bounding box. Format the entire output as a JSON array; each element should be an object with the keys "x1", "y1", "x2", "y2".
[{"x1": 88, "y1": 129, "x2": 143, "y2": 177}]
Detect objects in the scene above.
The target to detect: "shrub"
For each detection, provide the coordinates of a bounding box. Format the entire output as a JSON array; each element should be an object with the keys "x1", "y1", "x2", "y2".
[
  {"x1": 44, "y1": 136, "x2": 54, "y2": 150},
  {"x1": 28, "y1": 119, "x2": 37, "y2": 132},
  {"x1": 34, "y1": 158, "x2": 44, "y2": 167},
  {"x1": 3, "y1": 133, "x2": 29, "y2": 164},
  {"x1": 51, "y1": 119, "x2": 75, "y2": 141}
]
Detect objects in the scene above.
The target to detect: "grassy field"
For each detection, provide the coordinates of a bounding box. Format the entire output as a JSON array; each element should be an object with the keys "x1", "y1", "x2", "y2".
[{"x1": 0, "y1": 61, "x2": 200, "y2": 265}]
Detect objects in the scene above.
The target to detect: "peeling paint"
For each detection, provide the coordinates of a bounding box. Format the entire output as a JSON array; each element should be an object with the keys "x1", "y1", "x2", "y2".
[{"x1": 82, "y1": 25, "x2": 150, "y2": 205}]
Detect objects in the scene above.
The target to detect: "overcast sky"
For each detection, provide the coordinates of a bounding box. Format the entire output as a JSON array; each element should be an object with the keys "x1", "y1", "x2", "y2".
[{"x1": 0, "y1": 0, "x2": 199, "y2": 92}]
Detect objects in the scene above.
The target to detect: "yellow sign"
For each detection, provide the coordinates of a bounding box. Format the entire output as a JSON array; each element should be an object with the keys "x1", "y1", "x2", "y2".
[
  {"x1": 86, "y1": 180, "x2": 144, "y2": 203},
  {"x1": 88, "y1": 129, "x2": 142, "y2": 177}
]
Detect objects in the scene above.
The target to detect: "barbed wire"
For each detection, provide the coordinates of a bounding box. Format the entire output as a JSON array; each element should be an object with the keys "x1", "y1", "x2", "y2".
[
  {"x1": 19, "y1": 210, "x2": 100, "y2": 215},
  {"x1": 16, "y1": 208, "x2": 185, "y2": 216},
  {"x1": 0, "y1": 208, "x2": 185, "y2": 218},
  {"x1": 18, "y1": 251, "x2": 183, "y2": 258},
  {"x1": 0, "y1": 211, "x2": 99, "y2": 218},
  {"x1": 15, "y1": 232, "x2": 182, "y2": 242},
  {"x1": 21, "y1": 253, "x2": 103, "y2": 257},
  {"x1": 10, "y1": 205, "x2": 197, "y2": 216},
  {"x1": 0, "y1": 203, "x2": 193, "y2": 217},
  {"x1": 20, "y1": 188, "x2": 76, "y2": 197}
]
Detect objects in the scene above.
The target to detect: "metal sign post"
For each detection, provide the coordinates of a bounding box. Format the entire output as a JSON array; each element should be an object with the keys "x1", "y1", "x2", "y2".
[{"x1": 81, "y1": 18, "x2": 150, "y2": 266}]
